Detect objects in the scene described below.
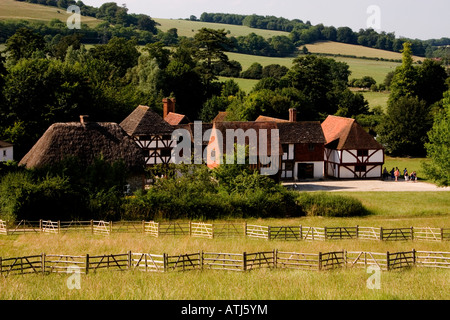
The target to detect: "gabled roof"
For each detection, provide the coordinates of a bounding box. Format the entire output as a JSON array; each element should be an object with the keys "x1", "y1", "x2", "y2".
[
  {"x1": 255, "y1": 115, "x2": 289, "y2": 123},
  {"x1": 0, "y1": 140, "x2": 13, "y2": 148},
  {"x1": 212, "y1": 112, "x2": 229, "y2": 123},
  {"x1": 277, "y1": 122, "x2": 326, "y2": 144},
  {"x1": 19, "y1": 122, "x2": 145, "y2": 171},
  {"x1": 175, "y1": 123, "x2": 213, "y2": 146},
  {"x1": 120, "y1": 105, "x2": 174, "y2": 136},
  {"x1": 164, "y1": 112, "x2": 190, "y2": 126},
  {"x1": 321, "y1": 115, "x2": 384, "y2": 150}
]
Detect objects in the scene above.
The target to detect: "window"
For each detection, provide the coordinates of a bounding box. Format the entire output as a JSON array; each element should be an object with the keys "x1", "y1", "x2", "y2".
[
  {"x1": 308, "y1": 144, "x2": 315, "y2": 151},
  {"x1": 357, "y1": 150, "x2": 369, "y2": 157},
  {"x1": 355, "y1": 165, "x2": 367, "y2": 173},
  {"x1": 282, "y1": 145, "x2": 288, "y2": 154},
  {"x1": 2, "y1": 150, "x2": 6, "y2": 157}
]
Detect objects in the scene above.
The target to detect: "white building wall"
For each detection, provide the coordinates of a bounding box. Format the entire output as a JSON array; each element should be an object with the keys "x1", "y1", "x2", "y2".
[
  {"x1": 0, "y1": 147, "x2": 13, "y2": 162},
  {"x1": 370, "y1": 150, "x2": 384, "y2": 163}
]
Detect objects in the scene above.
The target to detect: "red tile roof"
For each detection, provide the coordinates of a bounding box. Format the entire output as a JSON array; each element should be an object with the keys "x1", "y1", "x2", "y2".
[
  {"x1": 321, "y1": 115, "x2": 384, "y2": 150},
  {"x1": 255, "y1": 116, "x2": 289, "y2": 123},
  {"x1": 164, "y1": 112, "x2": 190, "y2": 126}
]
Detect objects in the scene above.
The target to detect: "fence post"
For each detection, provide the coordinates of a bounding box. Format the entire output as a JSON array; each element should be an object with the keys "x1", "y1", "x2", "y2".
[
  {"x1": 268, "y1": 226, "x2": 271, "y2": 241},
  {"x1": 386, "y1": 251, "x2": 390, "y2": 271},
  {"x1": 128, "y1": 251, "x2": 132, "y2": 269},
  {"x1": 318, "y1": 252, "x2": 322, "y2": 271},
  {"x1": 300, "y1": 225, "x2": 303, "y2": 240},
  {"x1": 39, "y1": 219, "x2": 43, "y2": 233},
  {"x1": 163, "y1": 253, "x2": 168, "y2": 273},
  {"x1": 274, "y1": 249, "x2": 278, "y2": 269},
  {"x1": 441, "y1": 228, "x2": 444, "y2": 241},
  {"x1": 41, "y1": 253, "x2": 46, "y2": 275},
  {"x1": 200, "y1": 251, "x2": 203, "y2": 271},
  {"x1": 142, "y1": 220, "x2": 145, "y2": 233},
  {"x1": 211, "y1": 224, "x2": 215, "y2": 239},
  {"x1": 411, "y1": 227, "x2": 414, "y2": 241},
  {"x1": 343, "y1": 250, "x2": 347, "y2": 268},
  {"x1": 380, "y1": 227, "x2": 383, "y2": 241},
  {"x1": 324, "y1": 227, "x2": 328, "y2": 240},
  {"x1": 189, "y1": 222, "x2": 192, "y2": 237},
  {"x1": 356, "y1": 225, "x2": 359, "y2": 239},
  {"x1": 90, "y1": 220, "x2": 94, "y2": 234},
  {"x1": 412, "y1": 249, "x2": 416, "y2": 266},
  {"x1": 0, "y1": 256, "x2": 2, "y2": 276},
  {"x1": 58, "y1": 221, "x2": 61, "y2": 234},
  {"x1": 243, "y1": 222, "x2": 247, "y2": 237},
  {"x1": 243, "y1": 252, "x2": 247, "y2": 272},
  {"x1": 85, "y1": 254, "x2": 90, "y2": 275},
  {"x1": 109, "y1": 221, "x2": 113, "y2": 234}
]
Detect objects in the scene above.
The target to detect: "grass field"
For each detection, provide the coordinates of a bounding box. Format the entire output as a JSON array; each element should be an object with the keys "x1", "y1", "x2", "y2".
[
  {"x1": 384, "y1": 156, "x2": 430, "y2": 182},
  {"x1": 0, "y1": 0, "x2": 101, "y2": 27},
  {"x1": 360, "y1": 91, "x2": 390, "y2": 111},
  {"x1": 305, "y1": 41, "x2": 425, "y2": 62},
  {"x1": 154, "y1": 18, "x2": 290, "y2": 39}
]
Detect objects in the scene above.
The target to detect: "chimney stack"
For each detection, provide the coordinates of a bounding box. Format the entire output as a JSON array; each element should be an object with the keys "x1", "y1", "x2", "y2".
[
  {"x1": 80, "y1": 115, "x2": 89, "y2": 125},
  {"x1": 163, "y1": 98, "x2": 176, "y2": 119},
  {"x1": 289, "y1": 108, "x2": 297, "y2": 122}
]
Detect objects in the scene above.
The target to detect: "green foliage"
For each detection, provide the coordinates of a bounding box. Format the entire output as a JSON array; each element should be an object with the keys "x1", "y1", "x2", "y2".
[
  {"x1": 240, "y1": 62, "x2": 263, "y2": 79},
  {"x1": 296, "y1": 192, "x2": 368, "y2": 217},
  {"x1": 378, "y1": 96, "x2": 432, "y2": 156},
  {"x1": 5, "y1": 27, "x2": 46, "y2": 63},
  {"x1": 423, "y1": 91, "x2": 450, "y2": 187},
  {"x1": 123, "y1": 164, "x2": 300, "y2": 221}
]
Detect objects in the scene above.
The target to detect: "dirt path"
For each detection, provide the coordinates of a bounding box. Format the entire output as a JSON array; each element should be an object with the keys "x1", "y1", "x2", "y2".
[{"x1": 284, "y1": 180, "x2": 450, "y2": 192}]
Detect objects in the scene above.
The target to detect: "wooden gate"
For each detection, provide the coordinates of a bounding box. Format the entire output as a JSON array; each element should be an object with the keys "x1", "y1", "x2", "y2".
[
  {"x1": 190, "y1": 223, "x2": 213, "y2": 239},
  {"x1": 301, "y1": 227, "x2": 326, "y2": 241},
  {"x1": 357, "y1": 227, "x2": 381, "y2": 240},
  {"x1": 325, "y1": 227, "x2": 358, "y2": 240},
  {"x1": 381, "y1": 228, "x2": 413, "y2": 241},
  {"x1": 144, "y1": 222, "x2": 160, "y2": 237},
  {"x1": 387, "y1": 251, "x2": 415, "y2": 270},
  {"x1": 276, "y1": 251, "x2": 320, "y2": 270},
  {"x1": 269, "y1": 226, "x2": 301, "y2": 241},
  {"x1": 416, "y1": 251, "x2": 450, "y2": 269},
  {"x1": 42, "y1": 220, "x2": 59, "y2": 234},
  {"x1": 131, "y1": 253, "x2": 165, "y2": 272},
  {"x1": 246, "y1": 225, "x2": 269, "y2": 240},
  {"x1": 346, "y1": 251, "x2": 388, "y2": 271},
  {"x1": 93, "y1": 221, "x2": 111, "y2": 236},
  {"x1": 319, "y1": 251, "x2": 345, "y2": 270}
]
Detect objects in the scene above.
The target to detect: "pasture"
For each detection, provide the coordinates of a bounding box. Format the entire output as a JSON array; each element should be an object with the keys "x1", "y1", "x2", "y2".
[{"x1": 0, "y1": 0, "x2": 101, "y2": 27}]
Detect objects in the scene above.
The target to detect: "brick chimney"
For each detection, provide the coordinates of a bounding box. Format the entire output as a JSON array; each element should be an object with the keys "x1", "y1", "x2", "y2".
[
  {"x1": 80, "y1": 115, "x2": 89, "y2": 125},
  {"x1": 163, "y1": 98, "x2": 176, "y2": 119},
  {"x1": 289, "y1": 108, "x2": 297, "y2": 122}
]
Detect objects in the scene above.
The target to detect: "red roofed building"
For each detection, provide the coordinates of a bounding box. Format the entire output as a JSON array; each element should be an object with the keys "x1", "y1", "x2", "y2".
[{"x1": 321, "y1": 115, "x2": 385, "y2": 179}]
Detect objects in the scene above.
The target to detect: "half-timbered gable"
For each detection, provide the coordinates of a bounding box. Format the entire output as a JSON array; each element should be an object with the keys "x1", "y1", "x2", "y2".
[
  {"x1": 321, "y1": 115, "x2": 385, "y2": 179},
  {"x1": 120, "y1": 105, "x2": 175, "y2": 166}
]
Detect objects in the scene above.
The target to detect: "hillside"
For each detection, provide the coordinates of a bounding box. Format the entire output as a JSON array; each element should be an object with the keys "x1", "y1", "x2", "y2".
[
  {"x1": 305, "y1": 41, "x2": 425, "y2": 62},
  {"x1": 154, "y1": 18, "x2": 290, "y2": 39},
  {"x1": 0, "y1": 0, "x2": 102, "y2": 27}
]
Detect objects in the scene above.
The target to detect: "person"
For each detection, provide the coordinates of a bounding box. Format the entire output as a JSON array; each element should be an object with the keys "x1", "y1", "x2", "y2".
[
  {"x1": 390, "y1": 168, "x2": 395, "y2": 180},
  {"x1": 383, "y1": 167, "x2": 389, "y2": 181},
  {"x1": 404, "y1": 169, "x2": 409, "y2": 182},
  {"x1": 394, "y1": 168, "x2": 400, "y2": 182},
  {"x1": 411, "y1": 171, "x2": 417, "y2": 182}
]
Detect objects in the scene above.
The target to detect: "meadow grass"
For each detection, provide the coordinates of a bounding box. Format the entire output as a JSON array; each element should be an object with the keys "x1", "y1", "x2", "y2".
[
  {"x1": 384, "y1": 156, "x2": 430, "y2": 181},
  {"x1": 360, "y1": 90, "x2": 390, "y2": 111},
  {"x1": 1, "y1": 231, "x2": 449, "y2": 300},
  {"x1": 0, "y1": 0, "x2": 101, "y2": 27}
]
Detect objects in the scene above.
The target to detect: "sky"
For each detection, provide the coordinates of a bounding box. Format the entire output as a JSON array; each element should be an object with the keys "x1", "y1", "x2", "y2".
[{"x1": 81, "y1": 0, "x2": 450, "y2": 40}]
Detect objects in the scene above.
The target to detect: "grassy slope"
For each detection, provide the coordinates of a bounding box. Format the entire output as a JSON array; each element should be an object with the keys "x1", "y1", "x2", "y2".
[
  {"x1": 154, "y1": 18, "x2": 290, "y2": 39},
  {"x1": 0, "y1": 0, "x2": 101, "y2": 27}
]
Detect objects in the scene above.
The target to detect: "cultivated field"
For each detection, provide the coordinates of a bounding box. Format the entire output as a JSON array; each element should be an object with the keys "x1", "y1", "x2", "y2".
[
  {"x1": 0, "y1": 0, "x2": 101, "y2": 27},
  {"x1": 305, "y1": 41, "x2": 425, "y2": 62}
]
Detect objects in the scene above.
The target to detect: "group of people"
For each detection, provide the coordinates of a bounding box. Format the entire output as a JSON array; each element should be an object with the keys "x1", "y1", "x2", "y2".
[{"x1": 383, "y1": 167, "x2": 418, "y2": 182}]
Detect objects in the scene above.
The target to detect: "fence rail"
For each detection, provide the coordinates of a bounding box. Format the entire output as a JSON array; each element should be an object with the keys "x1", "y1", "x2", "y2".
[
  {"x1": 1, "y1": 249, "x2": 449, "y2": 278},
  {"x1": 1, "y1": 220, "x2": 449, "y2": 242}
]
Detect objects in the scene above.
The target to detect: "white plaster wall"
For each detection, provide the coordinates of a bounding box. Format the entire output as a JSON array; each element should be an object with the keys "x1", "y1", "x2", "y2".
[{"x1": 0, "y1": 147, "x2": 13, "y2": 162}]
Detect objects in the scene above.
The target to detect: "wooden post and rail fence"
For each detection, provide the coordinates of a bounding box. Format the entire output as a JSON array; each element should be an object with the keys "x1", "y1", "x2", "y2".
[
  {"x1": 1, "y1": 219, "x2": 449, "y2": 242},
  {"x1": 1, "y1": 249, "x2": 449, "y2": 278}
]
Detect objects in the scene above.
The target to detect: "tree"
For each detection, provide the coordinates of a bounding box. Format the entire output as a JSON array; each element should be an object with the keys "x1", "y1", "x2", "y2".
[
  {"x1": 423, "y1": 91, "x2": 450, "y2": 186},
  {"x1": 5, "y1": 28, "x2": 46, "y2": 63},
  {"x1": 377, "y1": 96, "x2": 433, "y2": 156},
  {"x1": 193, "y1": 28, "x2": 234, "y2": 86},
  {"x1": 389, "y1": 42, "x2": 418, "y2": 103},
  {"x1": 240, "y1": 62, "x2": 263, "y2": 79},
  {"x1": 416, "y1": 59, "x2": 448, "y2": 106}
]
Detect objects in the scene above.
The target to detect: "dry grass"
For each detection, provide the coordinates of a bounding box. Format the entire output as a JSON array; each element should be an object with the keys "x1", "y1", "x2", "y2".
[{"x1": 0, "y1": 0, "x2": 101, "y2": 27}]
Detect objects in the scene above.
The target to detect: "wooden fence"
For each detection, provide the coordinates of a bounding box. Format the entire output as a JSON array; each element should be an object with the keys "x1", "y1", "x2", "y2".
[
  {"x1": 1, "y1": 249, "x2": 449, "y2": 278},
  {"x1": 1, "y1": 220, "x2": 449, "y2": 242}
]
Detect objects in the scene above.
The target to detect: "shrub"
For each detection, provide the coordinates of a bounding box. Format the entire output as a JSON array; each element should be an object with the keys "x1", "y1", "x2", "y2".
[{"x1": 296, "y1": 192, "x2": 368, "y2": 217}]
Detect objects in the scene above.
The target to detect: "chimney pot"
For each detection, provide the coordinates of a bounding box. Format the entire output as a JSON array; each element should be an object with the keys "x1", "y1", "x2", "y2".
[
  {"x1": 289, "y1": 109, "x2": 297, "y2": 122},
  {"x1": 80, "y1": 115, "x2": 89, "y2": 125},
  {"x1": 163, "y1": 98, "x2": 176, "y2": 119}
]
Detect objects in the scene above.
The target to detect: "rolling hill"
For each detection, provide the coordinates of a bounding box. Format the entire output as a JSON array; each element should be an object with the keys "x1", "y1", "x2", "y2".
[{"x1": 0, "y1": 0, "x2": 102, "y2": 27}]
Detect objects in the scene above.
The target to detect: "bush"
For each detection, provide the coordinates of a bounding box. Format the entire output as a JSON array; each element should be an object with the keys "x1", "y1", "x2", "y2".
[{"x1": 296, "y1": 192, "x2": 368, "y2": 217}]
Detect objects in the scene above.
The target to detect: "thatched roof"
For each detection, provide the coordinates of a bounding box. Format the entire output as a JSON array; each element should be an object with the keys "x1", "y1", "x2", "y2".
[
  {"x1": 120, "y1": 105, "x2": 174, "y2": 136},
  {"x1": 0, "y1": 140, "x2": 13, "y2": 148},
  {"x1": 212, "y1": 112, "x2": 229, "y2": 123},
  {"x1": 321, "y1": 115, "x2": 384, "y2": 150},
  {"x1": 255, "y1": 115, "x2": 289, "y2": 123},
  {"x1": 19, "y1": 121, "x2": 145, "y2": 171}
]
